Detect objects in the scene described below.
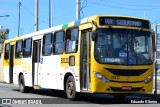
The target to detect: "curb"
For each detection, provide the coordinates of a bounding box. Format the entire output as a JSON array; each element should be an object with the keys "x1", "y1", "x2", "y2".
[{"x1": 0, "y1": 81, "x2": 6, "y2": 84}]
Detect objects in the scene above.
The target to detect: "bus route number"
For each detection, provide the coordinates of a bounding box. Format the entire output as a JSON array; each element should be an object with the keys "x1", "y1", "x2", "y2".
[{"x1": 61, "y1": 58, "x2": 69, "y2": 63}]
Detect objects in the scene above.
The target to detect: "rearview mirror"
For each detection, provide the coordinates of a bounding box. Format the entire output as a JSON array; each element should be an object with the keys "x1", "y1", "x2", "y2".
[{"x1": 92, "y1": 31, "x2": 97, "y2": 41}]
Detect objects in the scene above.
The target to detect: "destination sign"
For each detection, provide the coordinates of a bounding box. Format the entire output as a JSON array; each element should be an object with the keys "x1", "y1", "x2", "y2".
[{"x1": 99, "y1": 17, "x2": 149, "y2": 29}]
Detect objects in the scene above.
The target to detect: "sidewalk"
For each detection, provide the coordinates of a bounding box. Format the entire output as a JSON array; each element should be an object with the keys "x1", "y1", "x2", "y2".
[
  {"x1": 0, "y1": 80, "x2": 6, "y2": 84},
  {"x1": 152, "y1": 89, "x2": 160, "y2": 94}
]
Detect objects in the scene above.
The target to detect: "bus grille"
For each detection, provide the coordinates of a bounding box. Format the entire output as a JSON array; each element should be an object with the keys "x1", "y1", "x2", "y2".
[
  {"x1": 110, "y1": 87, "x2": 143, "y2": 91},
  {"x1": 105, "y1": 68, "x2": 148, "y2": 76}
]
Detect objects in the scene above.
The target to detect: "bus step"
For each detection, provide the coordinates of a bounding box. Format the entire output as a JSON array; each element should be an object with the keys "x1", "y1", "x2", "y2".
[{"x1": 33, "y1": 85, "x2": 40, "y2": 89}]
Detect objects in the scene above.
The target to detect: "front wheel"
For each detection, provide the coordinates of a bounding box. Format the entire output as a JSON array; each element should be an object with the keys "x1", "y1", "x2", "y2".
[{"x1": 65, "y1": 76, "x2": 78, "y2": 100}]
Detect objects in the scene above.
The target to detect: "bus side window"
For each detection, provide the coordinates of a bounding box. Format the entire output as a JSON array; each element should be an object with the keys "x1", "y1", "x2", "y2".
[
  {"x1": 15, "y1": 40, "x2": 23, "y2": 58},
  {"x1": 42, "y1": 33, "x2": 53, "y2": 56},
  {"x1": 23, "y1": 38, "x2": 32, "y2": 58},
  {"x1": 53, "y1": 31, "x2": 64, "y2": 54},
  {"x1": 65, "y1": 27, "x2": 78, "y2": 53},
  {"x1": 4, "y1": 43, "x2": 10, "y2": 60}
]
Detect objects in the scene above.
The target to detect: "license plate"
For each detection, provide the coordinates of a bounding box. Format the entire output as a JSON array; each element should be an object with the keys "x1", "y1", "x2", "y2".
[{"x1": 122, "y1": 86, "x2": 132, "y2": 90}]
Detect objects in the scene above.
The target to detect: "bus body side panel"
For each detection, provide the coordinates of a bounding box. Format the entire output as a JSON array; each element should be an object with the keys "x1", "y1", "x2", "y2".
[
  {"x1": 57, "y1": 67, "x2": 80, "y2": 92},
  {"x1": 59, "y1": 53, "x2": 81, "y2": 92},
  {"x1": 40, "y1": 55, "x2": 58, "y2": 89},
  {"x1": 73, "y1": 66, "x2": 80, "y2": 92},
  {"x1": 3, "y1": 64, "x2": 9, "y2": 83},
  {"x1": 21, "y1": 58, "x2": 33, "y2": 87},
  {"x1": 56, "y1": 55, "x2": 64, "y2": 90},
  {"x1": 13, "y1": 58, "x2": 22, "y2": 84}
]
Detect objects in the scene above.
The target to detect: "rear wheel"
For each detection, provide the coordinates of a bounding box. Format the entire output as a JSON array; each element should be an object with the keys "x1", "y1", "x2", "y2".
[
  {"x1": 19, "y1": 75, "x2": 28, "y2": 93},
  {"x1": 65, "y1": 76, "x2": 78, "y2": 100}
]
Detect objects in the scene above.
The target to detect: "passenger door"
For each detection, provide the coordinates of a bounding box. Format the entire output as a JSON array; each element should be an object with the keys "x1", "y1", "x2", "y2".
[
  {"x1": 32, "y1": 39, "x2": 41, "y2": 86},
  {"x1": 80, "y1": 30, "x2": 91, "y2": 90}
]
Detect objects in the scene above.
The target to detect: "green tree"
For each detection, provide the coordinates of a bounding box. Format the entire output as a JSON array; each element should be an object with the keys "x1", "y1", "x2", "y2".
[{"x1": 0, "y1": 28, "x2": 9, "y2": 43}]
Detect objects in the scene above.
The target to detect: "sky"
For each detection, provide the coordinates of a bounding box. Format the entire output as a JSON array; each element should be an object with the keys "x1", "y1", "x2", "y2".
[{"x1": 0, "y1": 0, "x2": 160, "y2": 39}]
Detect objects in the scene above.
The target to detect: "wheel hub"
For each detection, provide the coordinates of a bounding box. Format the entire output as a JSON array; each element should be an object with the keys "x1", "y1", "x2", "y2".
[{"x1": 67, "y1": 81, "x2": 74, "y2": 96}]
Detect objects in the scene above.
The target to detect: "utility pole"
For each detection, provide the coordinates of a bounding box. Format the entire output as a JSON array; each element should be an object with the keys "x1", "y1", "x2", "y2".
[
  {"x1": 76, "y1": 0, "x2": 80, "y2": 20},
  {"x1": 35, "y1": 0, "x2": 39, "y2": 31},
  {"x1": 18, "y1": 0, "x2": 21, "y2": 36},
  {"x1": 49, "y1": 0, "x2": 53, "y2": 28},
  {"x1": 154, "y1": 23, "x2": 160, "y2": 95}
]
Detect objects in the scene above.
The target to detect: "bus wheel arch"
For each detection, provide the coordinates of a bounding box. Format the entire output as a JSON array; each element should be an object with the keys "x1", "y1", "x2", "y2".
[{"x1": 64, "y1": 73, "x2": 78, "y2": 100}]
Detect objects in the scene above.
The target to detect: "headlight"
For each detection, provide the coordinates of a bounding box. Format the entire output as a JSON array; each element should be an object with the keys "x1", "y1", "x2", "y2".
[
  {"x1": 144, "y1": 73, "x2": 153, "y2": 84},
  {"x1": 94, "y1": 72, "x2": 110, "y2": 83}
]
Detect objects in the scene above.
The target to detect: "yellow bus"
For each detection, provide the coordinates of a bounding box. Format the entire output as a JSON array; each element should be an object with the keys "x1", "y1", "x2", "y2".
[{"x1": 2, "y1": 15, "x2": 154, "y2": 100}]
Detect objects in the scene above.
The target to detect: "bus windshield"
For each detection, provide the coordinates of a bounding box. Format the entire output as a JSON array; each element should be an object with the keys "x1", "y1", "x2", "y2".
[{"x1": 95, "y1": 28, "x2": 153, "y2": 65}]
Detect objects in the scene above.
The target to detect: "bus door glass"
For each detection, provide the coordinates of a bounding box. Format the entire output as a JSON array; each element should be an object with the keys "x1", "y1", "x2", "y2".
[
  {"x1": 80, "y1": 30, "x2": 91, "y2": 90},
  {"x1": 32, "y1": 39, "x2": 41, "y2": 86},
  {"x1": 9, "y1": 45, "x2": 14, "y2": 83}
]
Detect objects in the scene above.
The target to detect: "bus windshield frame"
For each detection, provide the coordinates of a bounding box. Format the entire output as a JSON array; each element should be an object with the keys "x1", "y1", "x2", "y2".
[{"x1": 94, "y1": 28, "x2": 153, "y2": 65}]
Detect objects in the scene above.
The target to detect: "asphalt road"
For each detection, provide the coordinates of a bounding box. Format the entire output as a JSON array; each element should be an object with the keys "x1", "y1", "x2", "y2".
[{"x1": 0, "y1": 83, "x2": 160, "y2": 107}]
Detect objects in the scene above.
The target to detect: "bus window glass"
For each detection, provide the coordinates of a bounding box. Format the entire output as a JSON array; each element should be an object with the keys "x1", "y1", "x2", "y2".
[
  {"x1": 42, "y1": 33, "x2": 52, "y2": 56},
  {"x1": 4, "y1": 43, "x2": 10, "y2": 60},
  {"x1": 53, "y1": 31, "x2": 64, "y2": 54},
  {"x1": 15, "y1": 40, "x2": 23, "y2": 58},
  {"x1": 26, "y1": 39, "x2": 31, "y2": 48},
  {"x1": 66, "y1": 28, "x2": 78, "y2": 53},
  {"x1": 45, "y1": 34, "x2": 52, "y2": 44},
  {"x1": 23, "y1": 38, "x2": 32, "y2": 57},
  {"x1": 71, "y1": 28, "x2": 78, "y2": 40}
]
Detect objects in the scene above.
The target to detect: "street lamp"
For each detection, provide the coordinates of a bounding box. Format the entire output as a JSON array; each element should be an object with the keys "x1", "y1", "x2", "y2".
[
  {"x1": 0, "y1": 15, "x2": 10, "y2": 17},
  {"x1": 49, "y1": 0, "x2": 53, "y2": 28}
]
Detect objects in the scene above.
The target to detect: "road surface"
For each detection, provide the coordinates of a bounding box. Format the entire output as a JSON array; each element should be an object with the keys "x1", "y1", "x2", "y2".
[{"x1": 0, "y1": 83, "x2": 160, "y2": 107}]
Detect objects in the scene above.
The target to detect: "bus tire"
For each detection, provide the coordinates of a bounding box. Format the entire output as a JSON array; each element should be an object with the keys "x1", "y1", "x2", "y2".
[
  {"x1": 65, "y1": 76, "x2": 78, "y2": 100},
  {"x1": 19, "y1": 75, "x2": 28, "y2": 93}
]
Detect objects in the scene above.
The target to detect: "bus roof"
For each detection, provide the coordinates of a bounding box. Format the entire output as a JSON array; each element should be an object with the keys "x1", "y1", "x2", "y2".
[{"x1": 5, "y1": 15, "x2": 150, "y2": 42}]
